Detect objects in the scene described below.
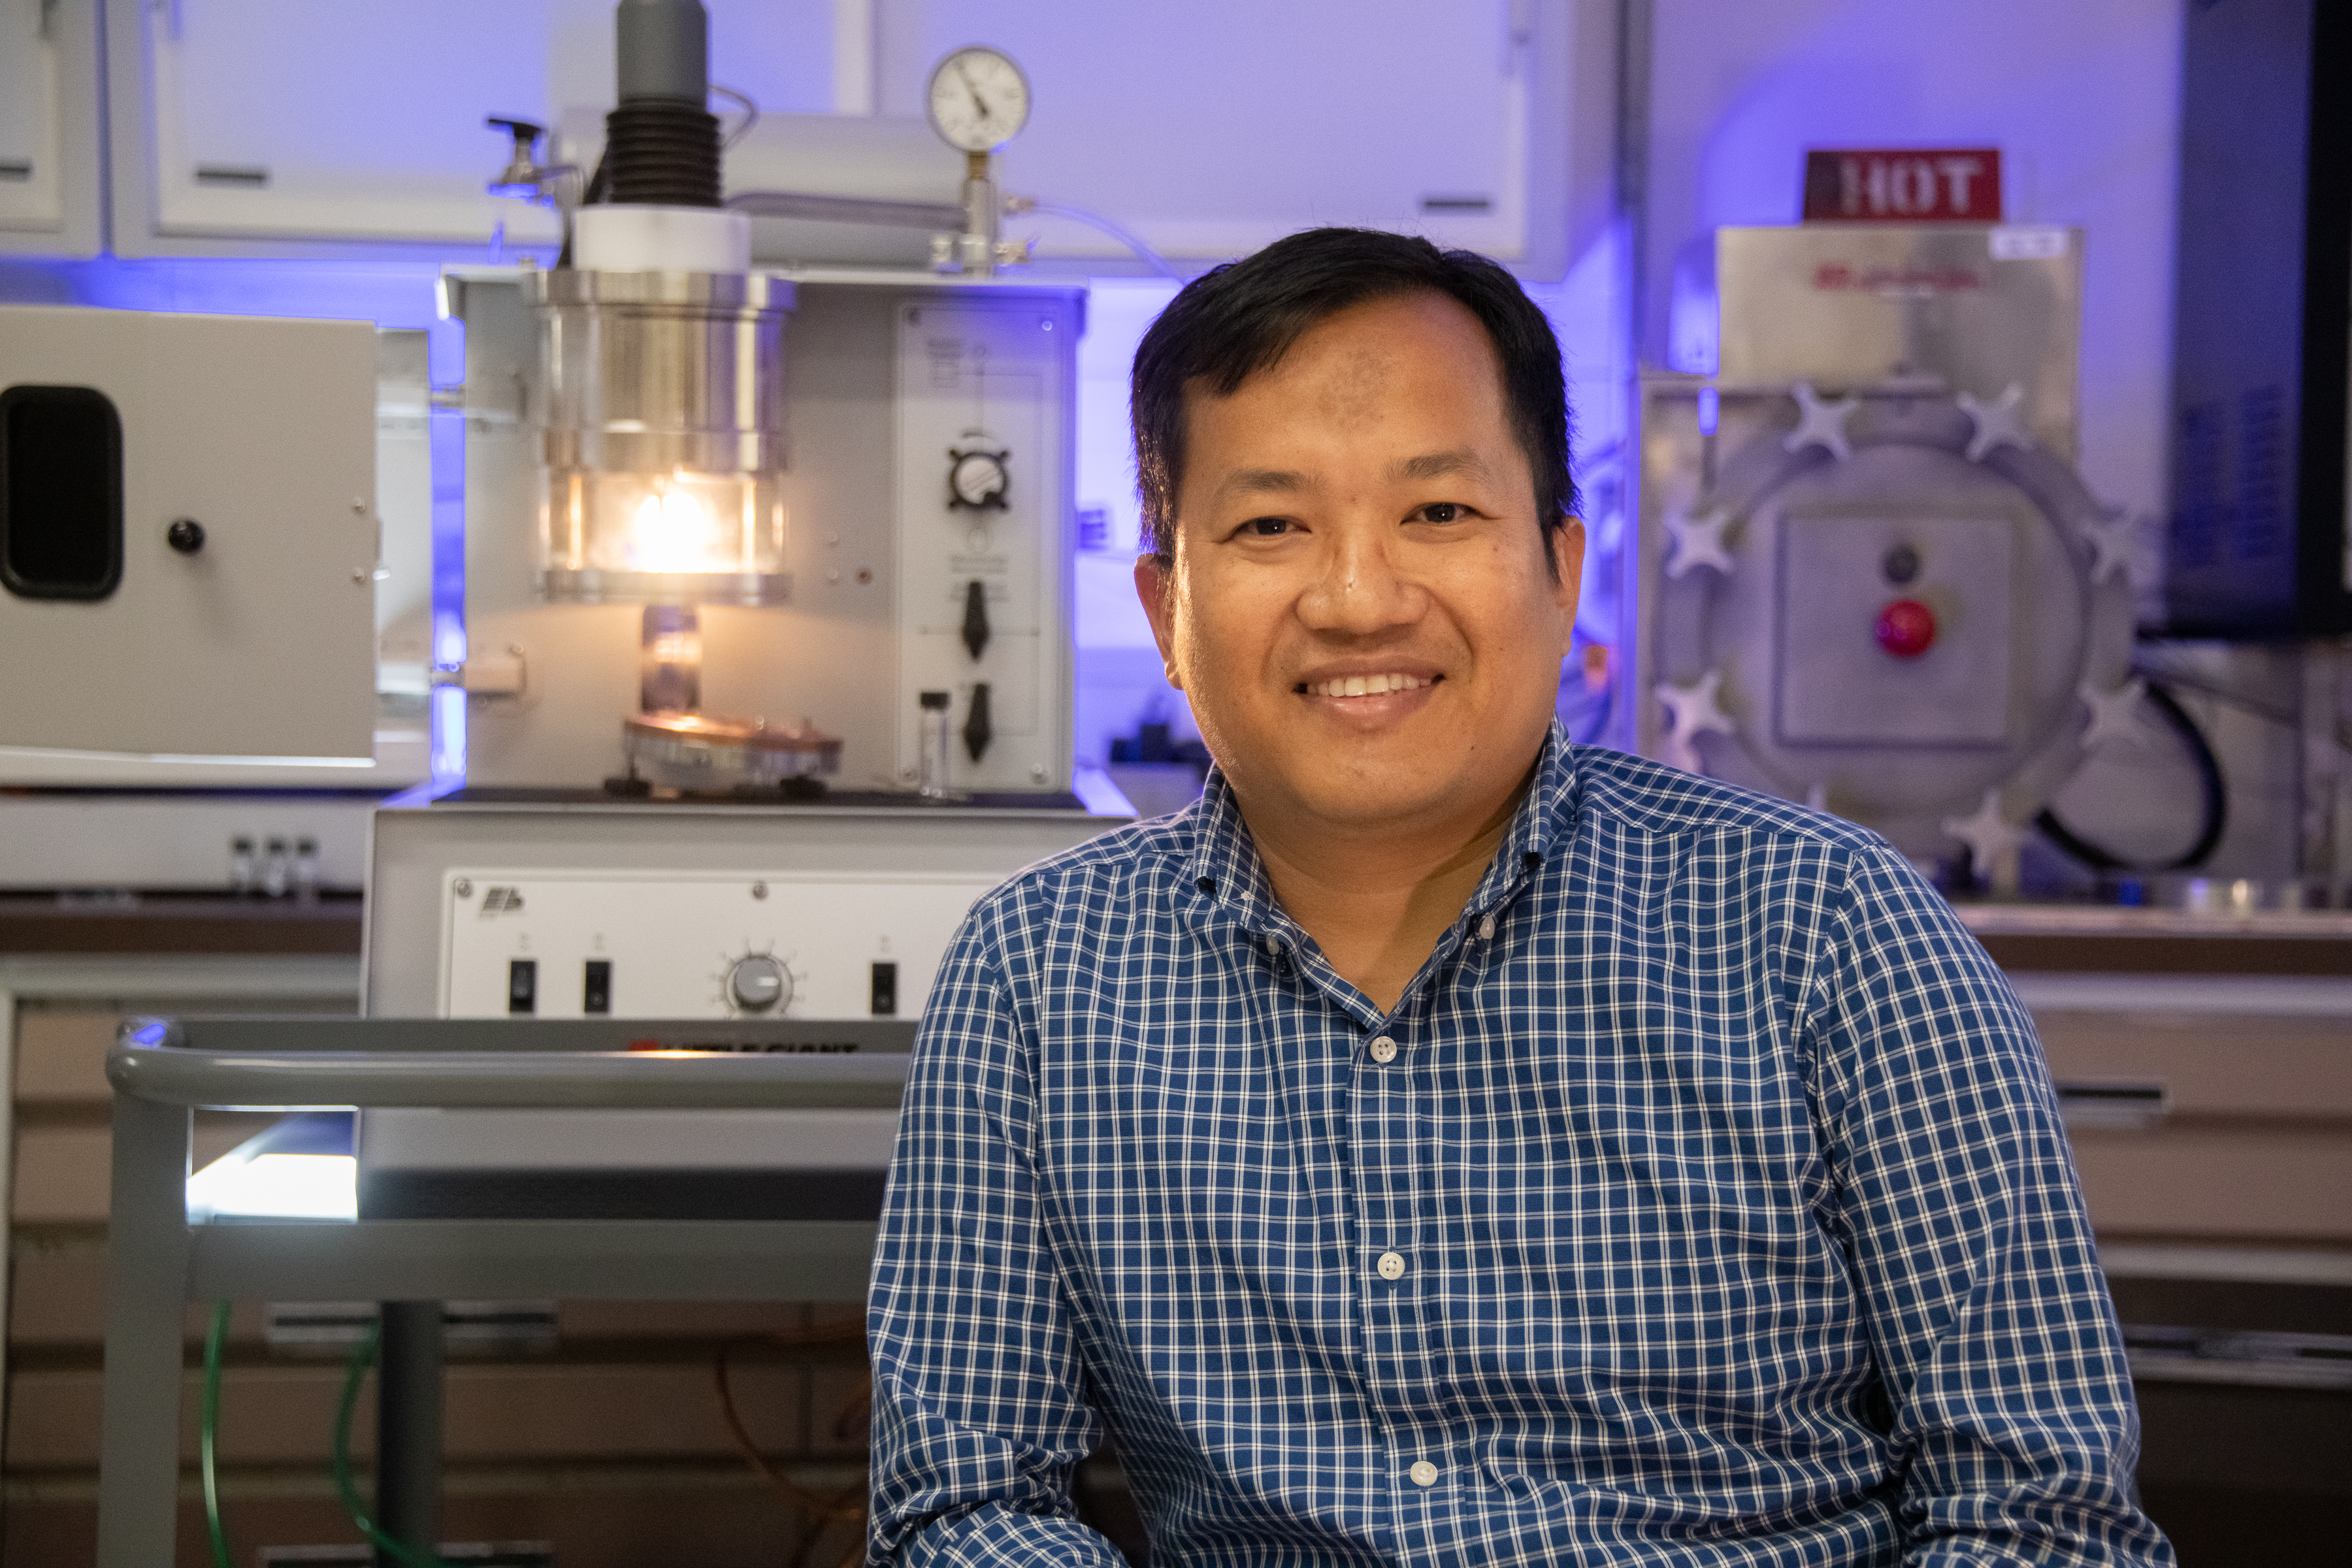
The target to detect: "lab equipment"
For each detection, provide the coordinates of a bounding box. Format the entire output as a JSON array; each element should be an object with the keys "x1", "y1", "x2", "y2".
[{"x1": 1626, "y1": 223, "x2": 2136, "y2": 887}]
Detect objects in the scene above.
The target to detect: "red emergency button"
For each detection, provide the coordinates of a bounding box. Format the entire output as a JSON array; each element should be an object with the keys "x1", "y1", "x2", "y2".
[{"x1": 1874, "y1": 598, "x2": 1936, "y2": 658}]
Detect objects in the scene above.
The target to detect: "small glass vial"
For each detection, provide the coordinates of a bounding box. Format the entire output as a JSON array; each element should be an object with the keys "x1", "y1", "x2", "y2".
[
  {"x1": 294, "y1": 836, "x2": 321, "y2": 903},
  {"x1": 229, "y1": 836, "x2": 257, "y2": 896},
  {"x1": 261, "y1": 836, "x2": 291, "y2": 899},
  {"x1": 918, "y1": 690, "x2": 953, "y2": 798}
]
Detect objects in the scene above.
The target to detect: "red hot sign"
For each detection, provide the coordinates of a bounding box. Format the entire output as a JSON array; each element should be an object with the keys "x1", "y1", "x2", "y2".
[{"x1": 1802, "y1": 148, "x2": 2002, "y2": 223}]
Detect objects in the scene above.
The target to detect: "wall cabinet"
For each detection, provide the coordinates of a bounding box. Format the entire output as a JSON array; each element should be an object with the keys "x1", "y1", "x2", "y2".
[
  {"x1": 14, "y1": 1, "x2": 1586, "y2": 274},
  {"x1": 0, "y1": 0, "x2": 105, "y2": 257},
  {"x1": 878, "y1": 0, "x2": 1577, "y2": 274},
  {"x1": 104, "y1": 0, "x2": 561, "y2": 255}
]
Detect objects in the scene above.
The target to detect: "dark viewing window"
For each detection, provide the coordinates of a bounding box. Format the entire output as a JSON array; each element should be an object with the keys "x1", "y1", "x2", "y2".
[{"x1": 0, "y1": 384, "x2": 123, "y2": 601}]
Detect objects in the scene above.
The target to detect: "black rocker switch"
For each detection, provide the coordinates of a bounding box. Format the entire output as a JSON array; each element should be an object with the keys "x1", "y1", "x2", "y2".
[
  {"x1": 963, "y1": 681, "x2": 993, "y2": 762},
  {"x1": 583, "y1": 959, "x2": 612, "y2": 1015},
  {"x1": 961, "y1": 578, "x2": 990, "y2": 660},
  {"x1": 508, "y1": 958, "x2": 538, "y2": 1015},
  {"x1": 870, "y1": 961, "x2": 899, "y2": 1016}
]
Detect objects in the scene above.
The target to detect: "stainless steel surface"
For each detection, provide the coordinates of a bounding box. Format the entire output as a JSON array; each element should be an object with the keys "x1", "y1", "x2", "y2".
[
  {"x1": 1633, "y1": 376, "x2": 2132, "y2": 857},
  {"x1": 107, "y1": 1019, "x2": 912, "y2": 1110},
  {"x1": 529, "y1": 267, "x2": 793, "y2": 606},
  {"x1": 727, "y1": 189, "x2": 966, "y2": 231},
  {"x1": 182, "y1": 1216, "x2": 880, "y2": 1300},
  {"x1": 1716, "y1": 225, "x2": 2083, "y2": 457},
  {"x1": 529, "y1": 268, "x2": 792, "y2": 476}
]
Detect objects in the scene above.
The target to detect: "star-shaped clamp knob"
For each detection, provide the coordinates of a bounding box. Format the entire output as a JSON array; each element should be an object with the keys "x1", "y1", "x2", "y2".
[
  {"x1": 2078, "y1": 506, "x2": 2136, "y2": 588},
  {"x1": 1663, "y1": 503, "x2": 1737, "y2": 578},
  {"x1": 1654, "y1": 670, "x2": 1736, "y2": 775},
  {"x1": 1784, "y1": 381, "x2": 1859, "y2": 462},
  {"x1": 2077, "y1": 676, "x2": 2146, "y2": 753},
  {"x1": 1957, "y1": 382, "x2": 2032, "y2": 463},
  {"x1": 1940, "y1": 787, "x2": 2030, "y2": 883}
]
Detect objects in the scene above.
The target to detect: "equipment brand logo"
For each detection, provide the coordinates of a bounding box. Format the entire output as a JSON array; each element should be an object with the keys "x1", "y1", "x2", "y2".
[
  {"x1": 478, "y1": 887, "x2": 526, "y2": 916},
  {"x1": 1812, "y1": 263, "x2": 1987, "y2": 295}
]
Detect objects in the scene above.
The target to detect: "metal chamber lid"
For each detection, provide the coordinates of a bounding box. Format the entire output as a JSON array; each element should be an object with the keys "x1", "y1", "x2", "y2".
[{"x1": 525, "y1": 267, "x2": 795, "y2": 312}]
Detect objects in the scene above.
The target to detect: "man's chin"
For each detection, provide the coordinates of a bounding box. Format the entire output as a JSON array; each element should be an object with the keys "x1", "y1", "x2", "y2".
[{"x1": 1257, "y1": 770, "x2": 1473, "y2": 836}]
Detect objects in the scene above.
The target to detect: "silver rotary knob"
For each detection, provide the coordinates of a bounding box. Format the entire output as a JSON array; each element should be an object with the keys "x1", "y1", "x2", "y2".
[{"x1": 726, "y1": 954, "x2": 791, "y2": 1013}]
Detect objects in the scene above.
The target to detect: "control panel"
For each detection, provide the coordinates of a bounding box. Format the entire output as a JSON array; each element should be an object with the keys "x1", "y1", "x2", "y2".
[
  {"x1": 440, "y1": 868, "x2": 1003, "y2": 1020},
  {"x1": 894, "y1": 299, "x2": 1075, "y2": 792}
]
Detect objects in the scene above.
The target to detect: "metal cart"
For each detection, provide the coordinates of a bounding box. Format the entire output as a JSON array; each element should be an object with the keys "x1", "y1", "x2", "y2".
[{"x1": 97, "y1": 1016, "x2": 907, "y2": 1566}]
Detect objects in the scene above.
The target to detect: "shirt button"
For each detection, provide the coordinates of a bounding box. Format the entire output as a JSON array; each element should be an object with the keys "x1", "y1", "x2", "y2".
[
  {"x1": 1266, "y1": 934, "x2": 1281, "y2": 954},
  {"x1": 1375, "y1": 1250, "x2": 1406, "y2": 1281},
  {"x1": 1369, "y1": 1036, "x2": 1397, "y2": 1064},
  {"x1": 1409, "y1": 1460, "x2": 1439, "y2": 1487}
]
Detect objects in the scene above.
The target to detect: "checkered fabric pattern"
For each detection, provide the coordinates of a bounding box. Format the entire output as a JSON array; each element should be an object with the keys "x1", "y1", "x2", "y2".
[{"x1": 867, "y1": 727, "x2": 2170, "y2": 1567}]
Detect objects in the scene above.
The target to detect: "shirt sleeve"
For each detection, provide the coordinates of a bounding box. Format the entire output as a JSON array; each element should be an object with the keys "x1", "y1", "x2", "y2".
[
  {"x1": 865, "y1": 890, "x2": 1124, "y2": 1567},
  {"x1": 1806, "y1": 843, "x2": 2174, "y2": 1568}
]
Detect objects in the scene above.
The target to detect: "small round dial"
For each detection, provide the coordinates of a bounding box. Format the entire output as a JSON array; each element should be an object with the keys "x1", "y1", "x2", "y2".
[
  {"x1": 949, "y1": 447, "x2": 1010, "y2": 510},
  {"x1": 926, "y1": 46, "x2": 1031, "y2": 153},
  {"x1": 726, "y1": 953, "x2": 792, "y2": 1013}
]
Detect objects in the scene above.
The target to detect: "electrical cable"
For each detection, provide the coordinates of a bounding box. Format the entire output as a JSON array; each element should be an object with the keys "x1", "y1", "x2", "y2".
[
  {"x1": 2036, "y1": 682, "x2": 2229, "y2": 872},
  {"x1": 711, "y1": 1326, "x2": 872, "y2": 1565},
  {"x1": 332, "y1": 1320, "x2": 458, "y2": 1568},
  {"x1": 201, "y1": 1300, "x2": 233, "y2": 1568},
  {"x1": 1013, "y1": 199, "x2": 1181, "y2": 278},
  {"x1": 709, "y1": 83, "x2": 760, "y2": 149}
]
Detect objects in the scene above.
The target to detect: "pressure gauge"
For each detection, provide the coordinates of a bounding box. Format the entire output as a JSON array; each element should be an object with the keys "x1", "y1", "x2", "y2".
[{"x1": 926, "y1": 46, "x2": 1030, "y2": 153}]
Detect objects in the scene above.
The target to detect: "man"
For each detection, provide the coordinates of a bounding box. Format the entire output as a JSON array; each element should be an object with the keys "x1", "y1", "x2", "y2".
[{"x1": 867, "y1": 227, "x2": 2169, "y2": 1565}]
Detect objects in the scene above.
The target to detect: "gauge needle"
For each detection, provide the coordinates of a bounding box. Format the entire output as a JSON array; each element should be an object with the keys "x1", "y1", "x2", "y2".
[{"x1": 958, "y1": 63, "x2": 992, "y2": 123}]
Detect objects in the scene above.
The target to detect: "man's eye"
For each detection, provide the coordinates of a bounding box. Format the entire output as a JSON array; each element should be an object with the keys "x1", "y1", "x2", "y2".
[
  {"x1": 1241, "y1": 516, "x2": 1292, "y2": 537},
  {"x1": 1414, "y1": 502, "x2": 1464, "y2": 524}
]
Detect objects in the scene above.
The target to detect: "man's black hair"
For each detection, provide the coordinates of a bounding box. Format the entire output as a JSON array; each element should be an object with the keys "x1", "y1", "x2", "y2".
[{"x1": 1131, "y1": 226, "x2": 1576, "y2": 570}]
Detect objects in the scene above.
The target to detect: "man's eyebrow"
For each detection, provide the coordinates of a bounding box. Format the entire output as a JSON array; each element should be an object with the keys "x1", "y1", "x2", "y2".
[
  {"x1": 1214, "y1": 467, "x2": 1308, "y2": 501},
  {"x1": 1394, "y1": 449, "x2": 1492, "y2": 482}
]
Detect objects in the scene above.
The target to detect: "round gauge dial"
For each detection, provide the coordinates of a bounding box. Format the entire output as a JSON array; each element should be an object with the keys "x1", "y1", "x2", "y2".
[
  {"x1": 949, "y1": 449, "x2": 1010, "y2": 509},
  {"x1": 926, "y1": 46, "x2": 1031, "y2": 153}
]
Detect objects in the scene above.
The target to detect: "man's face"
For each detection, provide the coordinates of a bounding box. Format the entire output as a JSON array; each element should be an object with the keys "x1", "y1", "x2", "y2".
[{"x1": 1137, "y1": 291, "x2": 1583, "y2": 838}]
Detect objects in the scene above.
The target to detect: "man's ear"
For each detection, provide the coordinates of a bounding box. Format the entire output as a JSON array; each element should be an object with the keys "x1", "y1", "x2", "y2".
[
  {"x1": 1133, "y1": 551, "x2": 1186, "y2": 691},
  {"x1": 1549, "y1": 517, "x2": 1587, "y2": 659}
]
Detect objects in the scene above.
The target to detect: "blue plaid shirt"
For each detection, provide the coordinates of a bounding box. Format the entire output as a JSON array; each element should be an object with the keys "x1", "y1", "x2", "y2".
[{"x1": 868, "y1": 730, "x2": 2169, "y2": 1566}]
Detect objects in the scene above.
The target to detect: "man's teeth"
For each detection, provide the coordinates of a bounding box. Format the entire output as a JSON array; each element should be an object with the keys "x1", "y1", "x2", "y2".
[{"x1": 1309, "y1": 674, "x2": 1429, "y2": 698}]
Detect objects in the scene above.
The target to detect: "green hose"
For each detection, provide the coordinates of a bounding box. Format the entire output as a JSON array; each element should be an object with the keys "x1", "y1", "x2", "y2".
[
  {"x1": 201, "y1": 1300, "x2": 233, "y2": 1568},
  {"x1": 332, "y1": 1319, "x2": 458, "y2": 1568}
]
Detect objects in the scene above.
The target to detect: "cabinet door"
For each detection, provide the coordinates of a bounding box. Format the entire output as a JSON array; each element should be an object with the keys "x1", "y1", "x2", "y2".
[
  {"x1": 0, "y1": 0, "x2": 103, "y2": 256},
  {"x1": 106, "y1": 0, "x2": 562, "y2": 253},
  {"x1": 0, "y1": 306, "x2": 379, "y2": 760},
  {"x1": 879, "y1": 0, "x2": 1573, "y2": 273}
]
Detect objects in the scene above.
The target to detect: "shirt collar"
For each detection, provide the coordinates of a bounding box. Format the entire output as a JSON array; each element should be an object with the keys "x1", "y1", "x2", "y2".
[{"x1": 1177, "y1": 720, "x2": 1579, "y2": 938}]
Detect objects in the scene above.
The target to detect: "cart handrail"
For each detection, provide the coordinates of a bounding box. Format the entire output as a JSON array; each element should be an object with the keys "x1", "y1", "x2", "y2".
[{"x1": 107, "y1": 1018, "x2": 910, "y2": 1111}]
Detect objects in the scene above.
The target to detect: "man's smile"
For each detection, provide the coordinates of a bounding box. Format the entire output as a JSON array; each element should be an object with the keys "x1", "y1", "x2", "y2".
[{"x1": 1294, "y1": 670, "x2": 1440, "y2": 698}]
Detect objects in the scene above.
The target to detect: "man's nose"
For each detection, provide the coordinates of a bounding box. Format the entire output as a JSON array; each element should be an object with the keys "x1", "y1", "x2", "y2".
[{"x1": 1297, "y1": 521, "x2": 1420, "y2": 634}]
